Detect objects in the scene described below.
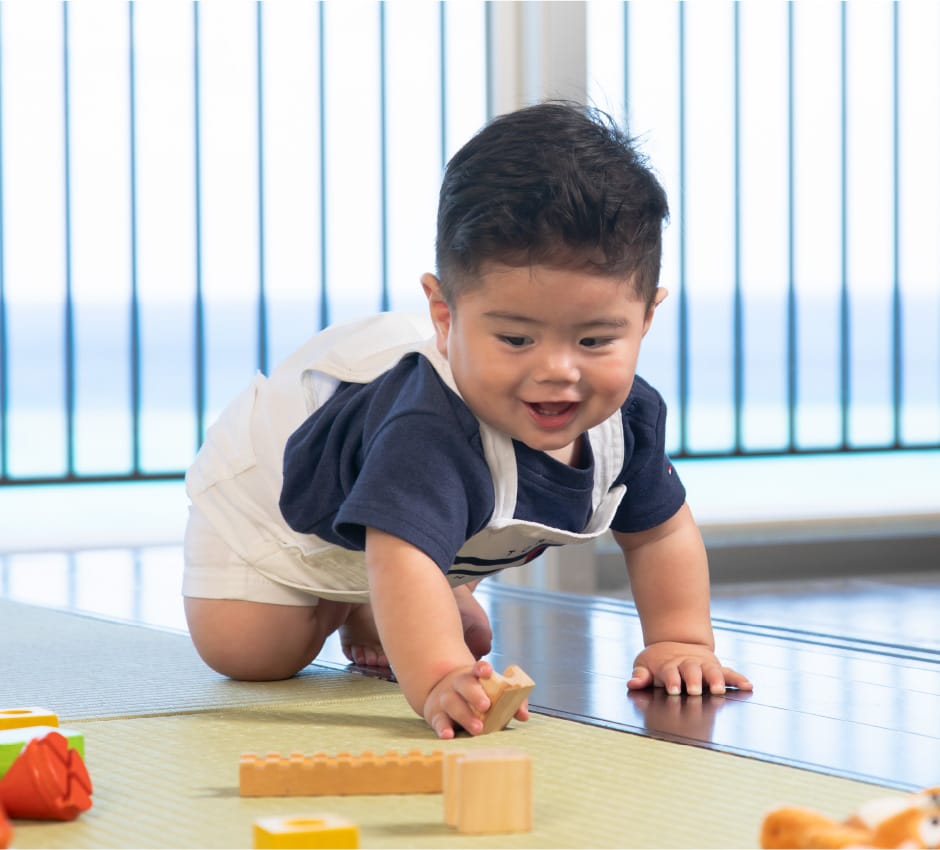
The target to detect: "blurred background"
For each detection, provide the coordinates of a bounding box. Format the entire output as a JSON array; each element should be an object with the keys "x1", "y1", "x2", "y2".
[{"x1": 0, "y1": 1, "x2": 937, "y2": 595}]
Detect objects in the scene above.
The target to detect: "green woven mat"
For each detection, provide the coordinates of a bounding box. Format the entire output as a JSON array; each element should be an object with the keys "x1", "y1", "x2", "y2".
[
  {"x1": 0, "y1": 598, "x2": 393, "y2": 718},
  {"x1": 11, "y1": 692, "x2": 900, "y2": 849},
  {"x1": 3, "y1": 598, "x2": 903, "y2": 848}
]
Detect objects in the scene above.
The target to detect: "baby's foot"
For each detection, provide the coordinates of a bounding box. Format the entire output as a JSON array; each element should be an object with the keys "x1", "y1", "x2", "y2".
[
  {"x1": 339, "y1": 603, "x2": 390, "y2": 667},
  {"x1": 454, "y1": 585, "x2": 493, "y2": 659}
]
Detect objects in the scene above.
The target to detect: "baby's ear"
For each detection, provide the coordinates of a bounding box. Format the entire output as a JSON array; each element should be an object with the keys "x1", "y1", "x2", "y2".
[
  {"x1": 421, "y1": 273, "x2": 452, "y2": 356},
  {"x1": 642, "y1": 287, "x2": 669, "y2": 336}
]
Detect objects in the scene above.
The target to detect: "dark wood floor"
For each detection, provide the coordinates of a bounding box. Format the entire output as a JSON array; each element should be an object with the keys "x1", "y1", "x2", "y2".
[
  {"x1": 2, "y1": 546, "x2": 938, "y2": 792},
  {"x1": 316, "y1": 571, "x2": 940, "y2": 793}
]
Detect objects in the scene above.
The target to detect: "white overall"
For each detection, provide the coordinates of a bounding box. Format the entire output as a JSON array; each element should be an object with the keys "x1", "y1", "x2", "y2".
[{"x1": 185, "y1": 313, "x2": 627, "y2": 603}]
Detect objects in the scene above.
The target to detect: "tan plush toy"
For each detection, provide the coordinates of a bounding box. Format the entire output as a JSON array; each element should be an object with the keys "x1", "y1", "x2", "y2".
[{"x1": 760, "y1": 786, "x2": 940, "y2": 849}]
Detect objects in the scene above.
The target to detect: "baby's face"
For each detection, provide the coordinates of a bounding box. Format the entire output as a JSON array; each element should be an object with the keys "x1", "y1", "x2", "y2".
[{"x1": 425, "y1": 264, "x2": 658, "y2": 465}]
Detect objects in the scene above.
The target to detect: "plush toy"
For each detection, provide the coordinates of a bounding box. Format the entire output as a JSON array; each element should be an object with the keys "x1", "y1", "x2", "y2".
[{"x1": 760, "y1": 786, "x2": 940, "y2": 849}]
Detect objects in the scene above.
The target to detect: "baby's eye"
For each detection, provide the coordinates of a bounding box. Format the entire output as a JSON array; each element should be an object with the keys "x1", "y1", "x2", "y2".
[
  {"x1": 580, "y1": 337, "x2": 613, "y2": 349},
  {"x1": 500, "y1": 335, "x2": 531, "y2": 348}
]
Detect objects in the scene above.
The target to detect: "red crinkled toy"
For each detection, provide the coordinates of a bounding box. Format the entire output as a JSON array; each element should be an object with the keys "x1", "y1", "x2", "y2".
[{"x1": 0, "y1": 730, "x2": 93, "y2": 821}]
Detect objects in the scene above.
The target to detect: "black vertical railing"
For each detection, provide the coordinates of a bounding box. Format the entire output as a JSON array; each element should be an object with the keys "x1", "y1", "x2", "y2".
[
  {"x1": 255, "y1": 0, "x2": 268, "y2": 376},
  {"x1": 192, "y1": 1, "x2": 206, "y2": 456},
  {"x1": 439, "y1": 1, "x2": 448, "y2": 170},
  {"x1": 676, "y1": 2, "x2": 690, "y2": 457},
  {"x1": 378, "y1": 2, "x2": 390, "y2": 314},
  {"x1": 731, "y1": 2, "x2": 743, "y2": 453},
  {"x1": 785, "y1": 2, "x2": 797, "y2": 453},
  {"x1": 317, "y1": 1, "x2": 329, "y2": 331},
  {"x1": 61, "y1": 2, "x2": 76, "y2": 478},
  {"x1": 128, "y1": 1, "x2": 142, "y2": 475},
  {"x1": 890, "y1": 2, "x2": 902, "y2": 449},
  {"x1": 0, "y1": 1, "x2": 936, "y2": 488},
  {"x1": 839, "y1": 2, "x2": 851, "y2": 451}
]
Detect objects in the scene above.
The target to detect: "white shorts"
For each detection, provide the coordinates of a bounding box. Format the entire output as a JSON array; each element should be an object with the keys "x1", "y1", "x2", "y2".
[{"x1": 182, "y1": 504, "x2": 321, "y2": 607}]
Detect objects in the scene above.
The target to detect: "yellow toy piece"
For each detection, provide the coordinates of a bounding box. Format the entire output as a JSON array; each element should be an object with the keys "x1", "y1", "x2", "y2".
[
  {"x1": 0, "y1": 709, "x2": 58, "y2": 731},
  {"x1": 760, "y1": 786, "x2": 940, "y2": 849},
  {"x1": 252, "y1": 814, "x2": 358, "y2": 849}
]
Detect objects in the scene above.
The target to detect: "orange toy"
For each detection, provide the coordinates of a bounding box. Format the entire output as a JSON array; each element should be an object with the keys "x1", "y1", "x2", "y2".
[
  {"x1": 760, "y1": 786, "x2": 940, "y2": 849},
  {"x1": 0, "y1": 730, "x2": 93, "y2": 821}
]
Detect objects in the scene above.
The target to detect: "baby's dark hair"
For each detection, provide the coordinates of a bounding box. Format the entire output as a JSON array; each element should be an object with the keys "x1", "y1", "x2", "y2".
[{"x1": 434, "y1": 101, "x2": 669, "y2": 308}]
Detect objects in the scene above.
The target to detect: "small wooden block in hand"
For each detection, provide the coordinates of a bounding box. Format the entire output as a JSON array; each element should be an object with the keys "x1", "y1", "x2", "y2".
[{"x1": 478, "y1": 664, "x2": 535, "y2": 734}]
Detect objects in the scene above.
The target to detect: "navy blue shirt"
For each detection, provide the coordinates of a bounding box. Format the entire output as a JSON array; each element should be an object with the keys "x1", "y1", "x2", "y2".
[{"x1": 279, "y1": 353, "x2": 685, "y2": 571}]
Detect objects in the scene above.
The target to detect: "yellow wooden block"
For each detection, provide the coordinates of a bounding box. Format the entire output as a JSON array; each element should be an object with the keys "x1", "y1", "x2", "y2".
[
  {"x1": 0, "y1": 708, "x2": 59, "y2": 731},
  {"x1": 479, "y1": 665, "x2": 535, "y2": 733},
  {"x1": 443, "y1": 748, "x2": 532, "y2": 834},
  {"x1": 253, "y1": 814, "x2": 359, "y2": 849}
]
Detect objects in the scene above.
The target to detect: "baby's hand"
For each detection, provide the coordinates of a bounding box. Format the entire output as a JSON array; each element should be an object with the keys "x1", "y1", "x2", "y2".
[
  {"x1": 422, "y1": 659, "x2": 496, "y2": 739},
  {"x1": 628, "y1": 641, "x2": 752, "y2": 696}
]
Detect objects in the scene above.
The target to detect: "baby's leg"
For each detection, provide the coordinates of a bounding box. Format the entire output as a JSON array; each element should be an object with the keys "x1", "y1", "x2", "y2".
[
  {"x1": 185, "y1": 596, "x2": 354, "y2": 681},
  {"x1": 183, "y1": 505, "x2": 354, "y2": 681},
  {"x1": 340, "y1": 603, "x2": 388, "y2": 667},
  {"x1": 454, "y1": 583, "x2": 493, "y2": 659},
  {"x1": 340, "y1": 584, "x2": 493, "y2": 669}
]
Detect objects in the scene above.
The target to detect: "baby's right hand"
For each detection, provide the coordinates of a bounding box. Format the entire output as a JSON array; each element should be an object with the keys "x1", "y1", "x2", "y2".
[{"x1": 422, "y1": 659, "x2": 494, "y2": 739}]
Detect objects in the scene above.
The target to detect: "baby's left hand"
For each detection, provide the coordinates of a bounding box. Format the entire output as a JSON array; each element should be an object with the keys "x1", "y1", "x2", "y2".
[{"x1": 628, "y1": 641, "x2": 752, "y2": 696}]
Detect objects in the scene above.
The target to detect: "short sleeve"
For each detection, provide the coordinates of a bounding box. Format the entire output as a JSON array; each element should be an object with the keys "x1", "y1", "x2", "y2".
[
  {"x1": 609, "y1": 376, "x2": 686, "y2": 533},
  {"x1": 333, "y1": 411, "x2": 494, "y2": 569},
  {"x1": 279, "y1": 354, "x2": 494, "y2": 571}
]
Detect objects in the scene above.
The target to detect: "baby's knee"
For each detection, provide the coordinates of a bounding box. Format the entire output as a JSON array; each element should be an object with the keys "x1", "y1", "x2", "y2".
[
  {"x1": 184, "y1": 597, "x2": 324, "y2": 681},
  {"x1": 196, "y1": 640, "x2": 308, "y2": 682}
]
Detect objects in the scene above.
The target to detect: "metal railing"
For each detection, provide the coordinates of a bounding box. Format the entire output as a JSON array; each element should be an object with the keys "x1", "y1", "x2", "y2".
[
  {"x1": 588, "y1": 0, "x2": 939, "y2": 458},
  {"x1": 0, "y1": 1, "x2": 937, "y2": 487}
]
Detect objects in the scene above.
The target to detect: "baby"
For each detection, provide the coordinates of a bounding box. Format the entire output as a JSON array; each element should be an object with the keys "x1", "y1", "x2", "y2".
[{"x1": 183, "y1": 101, "x2": 752, "y2": 739}]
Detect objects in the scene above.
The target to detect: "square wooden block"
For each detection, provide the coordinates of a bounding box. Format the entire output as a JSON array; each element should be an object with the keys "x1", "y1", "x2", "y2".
[{"x1": 443, "y1": 748, "x2": 532, "y2": 834}]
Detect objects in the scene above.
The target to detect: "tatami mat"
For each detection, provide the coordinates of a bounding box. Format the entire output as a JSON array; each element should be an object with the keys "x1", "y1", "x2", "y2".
[
  {"x1": 0, "y1": 599, "x2": 393, "y2": 718},
  {"x1": 3, "y1": 598, "x2": 905, "y2": 848},
  {"x1": 11, "y1": 694, "x2": 900, "y2": 849}
]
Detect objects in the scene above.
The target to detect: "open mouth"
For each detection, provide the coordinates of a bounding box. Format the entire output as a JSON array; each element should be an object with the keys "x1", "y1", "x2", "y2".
[
  {"x1": 525, "y1": 401, "x2": 580, "y2": 428},
  {"x1": 529, "y1": 402, "x2": 576, "y2": 416}
]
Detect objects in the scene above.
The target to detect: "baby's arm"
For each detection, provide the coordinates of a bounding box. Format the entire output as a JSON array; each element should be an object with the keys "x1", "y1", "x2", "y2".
[
  {"x1": 613, "y1": 502, "x2": 752, "y2": 695},
  {"x1": 364, "y1": 527, "x2": 507, "y2": 738}
]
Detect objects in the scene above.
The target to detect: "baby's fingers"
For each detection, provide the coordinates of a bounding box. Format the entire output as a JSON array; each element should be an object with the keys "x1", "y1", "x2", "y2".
[
  {"x1": 426, "y1": 706, "x2": 457, "y2": 740},
  {"x1": 678, "y1": 659, "x2": 705, "y2": 696},
  {"x1": 627, "y1": 665, "x2": 654, "y2": 691},
  {"x1": 693, "y1": 661, "x2": 732, "y2": 695},
  {"x1": 424, "y1": 685, "x2": 483, "y2": 739},
  {"x1": 721, "y1": 666, "x2": 753, "y2": 692}
]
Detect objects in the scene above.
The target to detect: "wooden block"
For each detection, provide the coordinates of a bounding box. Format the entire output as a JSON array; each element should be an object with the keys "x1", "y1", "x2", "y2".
[
  {"x1": 442, "y1": 751, "x2": 464, "y2": 827},
  {"x1": 253, "y1": 814, "x2": 359, "y2": 848},
  {"x1": 239, "y1": 750, "x2": 444, "y2": 797},
  {"x1": 0, "y1": 708, "x2": 59, "y2": 731},
  {"x1": 479, "y1": 665, "x2": 535, "y2": 733},
  {"x1": 442, "y1": 748, "x2": 532, "y2": 834}
]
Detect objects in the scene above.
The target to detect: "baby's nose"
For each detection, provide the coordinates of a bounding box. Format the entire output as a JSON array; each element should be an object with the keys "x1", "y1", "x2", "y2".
[{"x1": 534, "y1": 349, "x2": 580, "y2": 383}]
